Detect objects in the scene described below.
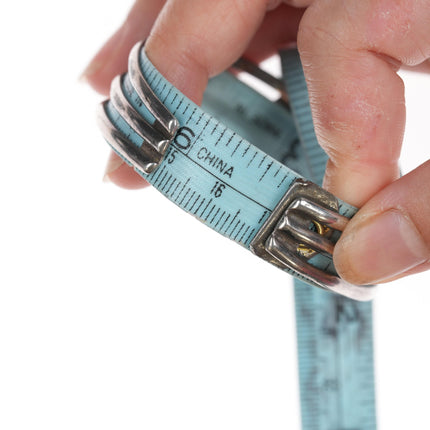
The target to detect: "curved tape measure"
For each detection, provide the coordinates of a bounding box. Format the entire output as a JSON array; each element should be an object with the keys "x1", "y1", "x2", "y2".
[
  {"x1": 97, "y1": 42, "x2": 374, "y2": 301},
  {"x1": 97, "y1": 41, "x2": 377, "y2": 429}
]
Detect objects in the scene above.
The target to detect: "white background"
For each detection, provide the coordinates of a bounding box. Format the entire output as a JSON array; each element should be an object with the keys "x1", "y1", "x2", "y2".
[{"x1": 1, "y1": 1, "x2": 429, "y2": 429}]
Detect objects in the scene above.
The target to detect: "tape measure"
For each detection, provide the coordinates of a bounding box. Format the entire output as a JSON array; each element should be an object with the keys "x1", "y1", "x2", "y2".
[
  {"x1": 282, "y1": 52, "x2": 376, "y2": 430},
  {"x1": 97, "y1": 42, "x2": 377, "y2": 429}
]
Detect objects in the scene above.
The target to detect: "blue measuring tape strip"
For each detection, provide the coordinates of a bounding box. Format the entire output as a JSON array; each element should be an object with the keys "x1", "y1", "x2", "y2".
[
  {"x1": 98, "y1": 42, "x2": 375, "y2": 301},
  {"x1": 97, "y1": 42, "x2": 377, "y2": 429},
  {"x1": 282, "y1": 50, "x2": 377, "y2": 430}
]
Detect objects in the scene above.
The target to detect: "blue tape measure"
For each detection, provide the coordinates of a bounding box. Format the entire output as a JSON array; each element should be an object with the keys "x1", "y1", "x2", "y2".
[
  {"x1": 97, "y1": 42, "x2": 377, "y2": 429},
  {"x1": 282, "y1": 51, "x2": 376, "y2": 430}
]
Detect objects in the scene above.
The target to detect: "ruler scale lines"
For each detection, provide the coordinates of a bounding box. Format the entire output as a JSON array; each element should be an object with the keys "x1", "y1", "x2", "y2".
[
  {"x1": 229, "y1": 219, "x2": 242, "y2": 238},
  {"x1": 179, "y1": 187, "x2": 191, "y2": 207},
  {"x1": 239, "y1": 225, "x2": 250, "y2": 243},
  {"x1": 277, "y1": 174, "x2": 288, "y2": 189},
  {"x1": 231, "y1": 139, "x2": 242, "y2": 157},
  {"x1": 259, "y1": 161, "x2": 274, "y2": 182},
  {"x1": 152, "y1": 164, "x2": 167, "y2": 187},
  {"x1": 273, "y1": 165, "x2": 282, "y2": 178},
  {"x1": 146, "y1": 67, "x2": 156, "y2": 83},
  {"x1": 161, "y1": 85, "x2": 173, "y2": 104},
  {"x1": 214, "y1": 211, "x2": 226, "y2": 229},
  {"x1": 170, "y1": 143, "x2": 272, "y2": 211},
  {"x1": 203, "y1": 117, "x2": 211, "y2": 130},
  {"x1": 183, "y1": 190, "x2": 196, "y2": 211},
  {"x1": 194, "y1": 197, "x2": 206, "y2": 216},
  {"x1": 173, "y1": 98, "x2": 183, "y2": 115},
  {"x1": 200, "y1": 198, "x2": 213, "y2": 218},
  {"x1": 152, "y1": 75, "x2": 163, "y2": 94},
  {"x1": 186, "y1": 107, "x2": 197, "y2": 125},
  {"x1": 210, "y1": 207, "x2": 221, "y2": 224},
  {"x1": 257, "y1": 210, "x2": 269, "y2": 224},
  {"x1": 187, "y1": 118, "x2": 212, "y2": 157},
  {"x1": 220, "y1": 213, "x2": 231, "y2": 232},
  {"x1": 224, "y1": 210, "x2": 240, "y2": 234},
  {"x1": 101, "y1": 48, "x2": 377, "y2": 430},
  {"x1": 258, "y1": 154, "x2": 267, "y2": 169},
  {"x1": 188, "y1": 194, "x2": 200, "y2": 213},
  {"x1": 170, "y1": 93, "x2": 178, "y2": 106},
  {"x1": 214, "y1": 128, "x2": 226, "y2": 147},
  {"x1": 166, "y1": 178, "x2": 177, "y2": 195},
  {"x1": 175, "y1": 179, "x2": 190, "y2": 203},
  {"x1": 233, "y1": 222, "x2": 246, "y2": 241},
  {"x1": 158, "y1": 82, "x2": 167, "y2": 100},
  {"x1": 242, "y1": 143, "x2": 251, "y2": 158},
  {"x1": 195, "y1": 112, "x2": 204, "y2": 125},
  {"x1": 159, "y1": 173, "x2": 172, "y2": 192},
  {"x1": 225, "y1": 133, "x2": 235, "y2": 147},
  {"x1": 244, "y1": 228, "x2": 256, "y2": 245},
  {"x1": 204, "y1": 204, "x2": 217, "y2": 222},
  {"x1": 246, "y1": 150, "x2": 258, "y2": 168}
]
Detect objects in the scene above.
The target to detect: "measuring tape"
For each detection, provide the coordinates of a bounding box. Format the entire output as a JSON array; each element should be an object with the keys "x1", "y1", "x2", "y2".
[
  {"x1": 281, "y1": 51, "x2": 376, "y2": 429},
  {"x1": 97, "y1": 42, "x2": 377, "y2": 429}
]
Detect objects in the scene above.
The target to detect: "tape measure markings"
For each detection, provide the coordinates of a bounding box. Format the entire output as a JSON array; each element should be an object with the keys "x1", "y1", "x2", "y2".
[
  {"x1": 148, "y1": 133, "x2": 265, "y2": 245},
  {"x1": 282, "y1": 50, "x2": 328, "y2": 183},
  {"x1": 281, "y1": 50, "x2": 376, "y2": 430},
  {"x1": 100, "y1": 46, "x2": 377, "y2": 428},
  {"x1": 165, "y1": 140, "x2": 274, "y2": 212}
]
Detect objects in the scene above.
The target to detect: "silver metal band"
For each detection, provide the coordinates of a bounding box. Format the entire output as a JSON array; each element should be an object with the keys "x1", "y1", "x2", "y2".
[
  {"x1": 97, "y1": 41, "x2": 375, "y2": 301},
  {"x1": 250, "y1": 180, "x2": 375, "y2": 301}
]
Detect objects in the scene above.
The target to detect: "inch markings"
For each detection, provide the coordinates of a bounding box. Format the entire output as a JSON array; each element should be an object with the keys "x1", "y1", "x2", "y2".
[{"x1": 102, "y1": 48, "x2": 376, "y2": 430}]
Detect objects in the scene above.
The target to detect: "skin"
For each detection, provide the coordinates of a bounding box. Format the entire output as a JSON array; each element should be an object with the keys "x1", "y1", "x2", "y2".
[{"x1": 83, "y1": 0, "x2": 430, "y2": 285}]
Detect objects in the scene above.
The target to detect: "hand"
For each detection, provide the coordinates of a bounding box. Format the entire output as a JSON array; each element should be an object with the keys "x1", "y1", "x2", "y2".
[{"x1": 82, "y1": 0, "x2": 430, "y2": 286}]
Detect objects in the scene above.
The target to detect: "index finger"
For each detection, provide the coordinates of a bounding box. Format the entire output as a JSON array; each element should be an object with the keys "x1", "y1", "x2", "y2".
[
  {"x1": 99, "y1": 1, "x2": 306, "y2": 187},
  {"x1": 144, "y1": 0, "x2": 270, "y2": 105}
]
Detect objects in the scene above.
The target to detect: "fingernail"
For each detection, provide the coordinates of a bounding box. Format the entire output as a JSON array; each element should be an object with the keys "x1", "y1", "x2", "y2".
[
  {"x1": 103, "y1": 153, "x2": 124, "y2": 183},
  {"x1": 335, "y1": 209, "x2": 429, "y2": 284}
]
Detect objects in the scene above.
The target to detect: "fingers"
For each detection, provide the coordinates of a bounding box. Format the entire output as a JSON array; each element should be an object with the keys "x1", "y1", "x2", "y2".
[
  {"x1": 103, "y1": 152, "x2": 149, "y2": 189},
  {"x1": 334, "y1": 160, "x2": 430, "y2": 285},
  {"x1": 297, "y1": 0, "x2": 430, "y2": 207},
  {"x1": 96, "y1": 0, "x2": 269, "y2": 186},
  {"x1": 98, "y1": 0, "x2": 303, "y2": 186},
  {"x1": 84, "y1": 0, "x2": 165, "y2": 187},
  {"x1": 144, "y1": 0, "x2": 271, "y2": 104},
  {"x1": 82, "y1": 0, "x2": 166, "y2": 96},
  {"x1": 244, "y1": 4, "x2": 305, "y2": 62},
  {"x1": 104, "y1": 0, "x2": 269, "y2": 185}
]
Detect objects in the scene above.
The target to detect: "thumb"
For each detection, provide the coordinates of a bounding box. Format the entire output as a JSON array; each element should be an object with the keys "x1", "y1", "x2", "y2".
[
  {"x1": 297, "y1": 0, "x2": 430, "y2": 207},
  {"x1": 334, "y1": 160, "x2": 430, "y2": 285}
]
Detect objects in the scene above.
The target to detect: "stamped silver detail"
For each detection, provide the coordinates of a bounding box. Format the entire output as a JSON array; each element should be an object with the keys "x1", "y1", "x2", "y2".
[
  {"x1": 97, "y1": 41, "x2": 179, "y2": 174},
  {"x1": 250, "y1": 179, "x2": 375, "y2": 301}
]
